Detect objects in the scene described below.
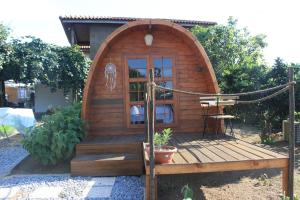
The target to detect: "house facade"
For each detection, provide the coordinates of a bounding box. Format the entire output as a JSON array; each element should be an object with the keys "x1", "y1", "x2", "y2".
[{"x1": 59, "y1": 16, "x2": 216, "y2": 59}]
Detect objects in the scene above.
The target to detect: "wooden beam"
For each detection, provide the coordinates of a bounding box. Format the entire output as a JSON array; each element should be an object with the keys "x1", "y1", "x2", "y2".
[
  {"x1": 288, "y1": 67, "x2": 295, "y2": 199},
  {"x1": 150, "y1": 158, "x2": 288, "y2": 175},
  {"x1": 282, "y1": 166, "x2": 289, "y2": 195}
]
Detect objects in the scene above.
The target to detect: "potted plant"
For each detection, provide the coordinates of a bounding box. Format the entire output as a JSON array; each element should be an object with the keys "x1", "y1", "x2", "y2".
[{"x1": 146, "y1": 128, "x2": 177, "y2": 164}]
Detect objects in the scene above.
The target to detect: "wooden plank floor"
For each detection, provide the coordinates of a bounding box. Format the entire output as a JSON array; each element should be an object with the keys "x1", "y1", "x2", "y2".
[
  {"x1": 144, "y1": 134, "x2": 288, "y2": 173},
  {"x1": 144, "y1": 134, "x2": 289, "y2": 200}
]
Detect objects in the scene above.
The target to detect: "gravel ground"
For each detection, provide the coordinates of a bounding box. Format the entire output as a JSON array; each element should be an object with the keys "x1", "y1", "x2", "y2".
[
  {"x1": 0, "y1": 134, "x2": 145, "y2": 199},
  {"x1": 0, "y1": 137, "x2": 28, "y2": 177},
  {"x1": 0, "y1": 175, "x2": 144, "y2": 199},
  {"x1": 0, "y1": 174, "x2": 91, "y2": 199},
  {"x1": 111, "y1": 176, "x2": 144, "y2": 200}
]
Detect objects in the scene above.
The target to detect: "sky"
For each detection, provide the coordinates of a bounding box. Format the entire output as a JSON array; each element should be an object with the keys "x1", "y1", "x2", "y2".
[{"x1": 0, "y1": 0, "x2": 299, "y2": 65}]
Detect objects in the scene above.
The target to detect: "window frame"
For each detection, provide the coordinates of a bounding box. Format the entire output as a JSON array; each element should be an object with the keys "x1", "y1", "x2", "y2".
[{"x1": 124, "y1": 55, "x2": 177, "y2": 128}]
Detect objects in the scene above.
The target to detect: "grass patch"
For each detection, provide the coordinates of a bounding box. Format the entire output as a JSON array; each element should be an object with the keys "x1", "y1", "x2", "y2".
[{"x1": 0, "y1": 125, "x2": 17, "y2": 138}]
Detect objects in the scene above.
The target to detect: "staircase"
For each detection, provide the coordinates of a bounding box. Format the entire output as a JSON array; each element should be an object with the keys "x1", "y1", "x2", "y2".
[{"x1": 71, "y1": 135, "x2": 145, "y2": 176}]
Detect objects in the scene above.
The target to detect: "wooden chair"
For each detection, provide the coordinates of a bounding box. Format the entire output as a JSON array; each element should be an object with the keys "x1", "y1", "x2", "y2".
[{"x1": 200, "y1": 96, "x2": 238, "y2": 136}]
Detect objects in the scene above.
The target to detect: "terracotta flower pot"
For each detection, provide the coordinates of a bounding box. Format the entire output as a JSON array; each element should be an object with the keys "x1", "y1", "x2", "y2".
[{"x1": 146, "y1": 144, "x2": 177, "y2": 164}]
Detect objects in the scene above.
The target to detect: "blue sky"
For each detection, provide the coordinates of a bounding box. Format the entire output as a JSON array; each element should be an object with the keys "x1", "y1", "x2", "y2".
[{"x1": 0, "y1": 0, "x2": 299, "y2": 65}]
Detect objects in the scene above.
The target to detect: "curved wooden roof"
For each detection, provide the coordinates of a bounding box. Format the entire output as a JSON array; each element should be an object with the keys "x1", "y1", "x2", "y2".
[{"x1": 82, "y1": 19, "x2": 219, "y2": 119}]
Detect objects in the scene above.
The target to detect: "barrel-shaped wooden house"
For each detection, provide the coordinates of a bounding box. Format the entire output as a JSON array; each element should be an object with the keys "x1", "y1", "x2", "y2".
[
  {"x1": 82, "y1": 19, "x2": 219, "y2": 137},
  {"x1": 70, "y1": 19, "x2": 289, "y2": 199}
]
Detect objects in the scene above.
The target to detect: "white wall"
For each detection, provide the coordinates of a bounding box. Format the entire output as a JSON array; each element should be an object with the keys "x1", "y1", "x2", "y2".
[{"x1": 34, "y1": 84, "x2": 73, "y2": 113}]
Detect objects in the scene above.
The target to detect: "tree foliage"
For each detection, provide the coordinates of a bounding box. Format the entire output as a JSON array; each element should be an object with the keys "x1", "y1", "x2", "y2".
[
  {"x1": 0, "y1": 24, "x2": 90, "y2": 106},
  {"x1": 192, "y1": 18, "x2": 300, "y2": 133},
  {"x1": 192, "y1": 17, "x2": 267, "y2": 93}
]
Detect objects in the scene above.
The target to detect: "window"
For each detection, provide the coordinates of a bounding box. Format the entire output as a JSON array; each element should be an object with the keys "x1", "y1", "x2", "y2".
[
  {"x1": 127, "y1": 56, "x2": 175, "y2": 126},
  {"x1": 128, "y1": 58, "x2": 147, "y2": 125},
  {"x1": 153, "y1": 57, "x2": 174, "y2": 124}
]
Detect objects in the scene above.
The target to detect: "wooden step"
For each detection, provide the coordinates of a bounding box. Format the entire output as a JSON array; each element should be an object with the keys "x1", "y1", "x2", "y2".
[
  {"x1": 71, "y1": 153, "x2": 144, "y2": 176},
  {"x1": 76, "y1": 143, "x2": 142, "y2": 155},
  {"x1": 76, "y1": 134, "x2": 145, "y2": 155}
]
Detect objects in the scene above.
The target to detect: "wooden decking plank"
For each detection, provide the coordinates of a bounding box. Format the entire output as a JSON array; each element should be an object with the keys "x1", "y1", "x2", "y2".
[
  {"x1": 172, "y1": 152, "x2": 188, "y2": 164},
  {"x1": 226, "y1": 140, "x2": 274, "y2": 159},
  {"x1": 219, "y1": 141, "x2": 262, "y2": 160},
  {"x1": 212, "y1": 142, "x2": 249, "y2": 160},
  {"x1": 180, "y1": 139, "x2": 215, "y2": 163},
  {"x1": 169, "y1": 138, "x2": 199, "y2": 164},
  {"x1": 195, "y1": 139, "x2": 238, "y2": 162},
  {"x1": 176, "y1": 135, "x2": 224, "y2": 163},
  {"x1": 235, "y1": 139, "x2": 287, "y2": 158}
]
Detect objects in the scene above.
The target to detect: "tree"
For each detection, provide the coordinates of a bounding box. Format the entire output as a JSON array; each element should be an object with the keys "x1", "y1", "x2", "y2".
[
  {"x1": 0, "y1": 24, "x2": 90, "y2": 106},
  {"x1": 0, "y1": 24, "x2": 12, "y2": 106},
  {"x1": 192, "y1": 17, "x2": 267, "y2": 93},
  {"x1": 53, "y1": 45, "x2": 90, "y2": 101},
  {"x1": 0, "y1": 36, "x2": 56, "y2": 106}
]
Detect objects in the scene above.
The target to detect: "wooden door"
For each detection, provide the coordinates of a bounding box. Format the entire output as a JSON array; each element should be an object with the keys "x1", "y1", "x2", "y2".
[{"x1": 125, "y1": 55, "x2": 177, "y2": 129}]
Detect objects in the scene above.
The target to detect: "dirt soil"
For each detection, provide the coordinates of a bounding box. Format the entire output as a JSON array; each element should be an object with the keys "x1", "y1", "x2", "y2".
[
  {"x1": 11, "y1": 155, "x2": 70, "y2": 175},
  {"x1": 158, "y1": 124, "x2": 300, "y2": 200}
]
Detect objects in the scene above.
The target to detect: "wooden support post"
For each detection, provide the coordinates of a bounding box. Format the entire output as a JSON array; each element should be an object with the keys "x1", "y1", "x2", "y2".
[
  {"x1": 145, "y1": 175, "x2": 150, "y2": 200},
  {"x1": 145, "y1": 174, "x2": 157, "y2": 200},
  {"x1": 144, "y1": 84, "x2": 149, "y2": 142},
  {"x1": 288, "y1": 67, "x2": 295, "y2": 199},
  {"x1": 148, "y1": 68, "x2": 156, "y2": 200},
  {"x1": 282, "y1": 166, "x2": 289, "y2": 195}
]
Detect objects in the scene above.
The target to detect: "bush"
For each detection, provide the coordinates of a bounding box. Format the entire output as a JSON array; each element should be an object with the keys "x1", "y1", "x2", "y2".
[{"x1": 22, "y1": 103, "x2": 85, "y2": 165}]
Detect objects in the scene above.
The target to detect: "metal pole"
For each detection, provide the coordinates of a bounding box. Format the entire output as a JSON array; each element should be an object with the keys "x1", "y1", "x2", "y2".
[
  {"x1": 149, "y1": 68, "x2": 156, "y2": 200},
  {"x1": 288, "y1": 67, "x2": 295, "y2": 199}
]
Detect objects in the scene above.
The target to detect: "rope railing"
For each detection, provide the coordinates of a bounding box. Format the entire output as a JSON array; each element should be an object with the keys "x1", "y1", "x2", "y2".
[
  {"x1": 236, "y1": 86, "x2": 289, "y2": 104},
  {"x1": 152, "y1": 81, "x2": 295, "y2": 97}
]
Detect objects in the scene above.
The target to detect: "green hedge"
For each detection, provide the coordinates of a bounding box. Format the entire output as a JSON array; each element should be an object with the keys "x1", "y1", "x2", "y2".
[{"x1": 22, "y1": 103, "x2": 85, "y2": 165}]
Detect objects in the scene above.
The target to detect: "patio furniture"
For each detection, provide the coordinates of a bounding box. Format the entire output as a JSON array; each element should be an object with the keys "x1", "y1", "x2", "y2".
[{"x1": 200, "y1": 96, "x2": 238, "y2": 136}]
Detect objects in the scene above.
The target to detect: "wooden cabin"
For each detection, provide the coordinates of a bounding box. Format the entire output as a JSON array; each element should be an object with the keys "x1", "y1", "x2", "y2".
[
  {"x1": 82, "y1": 19, "x2": 219, "y2": 136},
  {"x1": 71, "y1": 19, "x2": 220, "y2": 176},
  {"x1": 67, "y1": 18, "x2": 289, "y2": 199}
]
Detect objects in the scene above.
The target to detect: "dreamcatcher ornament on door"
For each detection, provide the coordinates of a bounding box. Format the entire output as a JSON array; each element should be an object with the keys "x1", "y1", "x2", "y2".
[{"x1": 104, "y1": 60, "x2": 116, "y2": 91}]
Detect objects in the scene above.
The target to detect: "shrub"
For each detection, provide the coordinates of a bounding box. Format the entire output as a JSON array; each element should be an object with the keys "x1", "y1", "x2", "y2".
[
  {"x1": 22, "y1": 103, "x2": 85, "y2": 165},
  {"x1": 154, "y1": 128, "x2": 172, "y2": 149}
]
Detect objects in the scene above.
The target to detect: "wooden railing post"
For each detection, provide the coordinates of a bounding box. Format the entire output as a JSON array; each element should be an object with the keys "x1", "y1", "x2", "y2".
[
  {"x1": 288, "y1": 66, "x2": 295, "y2": 199},
  {"x1": 144, "y1": 84, "x2": 149, "y2": 143},
  {"x1": 148, "y1": 68, "x2": 156, "y2": 200}
]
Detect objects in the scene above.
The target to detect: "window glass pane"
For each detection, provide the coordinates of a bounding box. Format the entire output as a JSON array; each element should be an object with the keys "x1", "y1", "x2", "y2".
[
  {"x1": 130, "y1": 105, "x2": 145, "y2": 124},
  {"x1": 128, "y1": 59, "x2": 147, "y2": 68},
  {"x1": 129, "y1": 82, "x2": 145, "y2": 91},
  {"x1": 129, "y1": 68, "x2": 146, "y2": 78},
  {"x1": 163, "y1": 67, "x2": 172, "y2": 77},
  {"x1": 163, "y1": 58, "x2": 172, "y2": 67},
  {"x1": 154, "y1": 59, "x2": 162, "y2": 78},
  {"x1": 154, "y1": 67, "x2": 162, "y2": 78},
  {"x1": 156, "y1": 104, "x2": 174, "y2": 124},
  {"x1": 154, "y1": 59, "x2": 162, "y2": 68},
  {"x1": 130, "y1": 92, "x2": 139, "y2": 101},
  {"x1": 128, "y1": 59, "x2": 147, "y2": 78},
  {"x1": 139, "y1": 92, "x2": 145, "y2": 101},
  {"x1": 155, "y1": 81, "x2": 173, "y2": 100}
]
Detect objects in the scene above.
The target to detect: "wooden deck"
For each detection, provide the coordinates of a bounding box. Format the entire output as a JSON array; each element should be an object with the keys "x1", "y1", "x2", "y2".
[{"x1": 143, "y1": 134, "x2": 289, "y2": 200}]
